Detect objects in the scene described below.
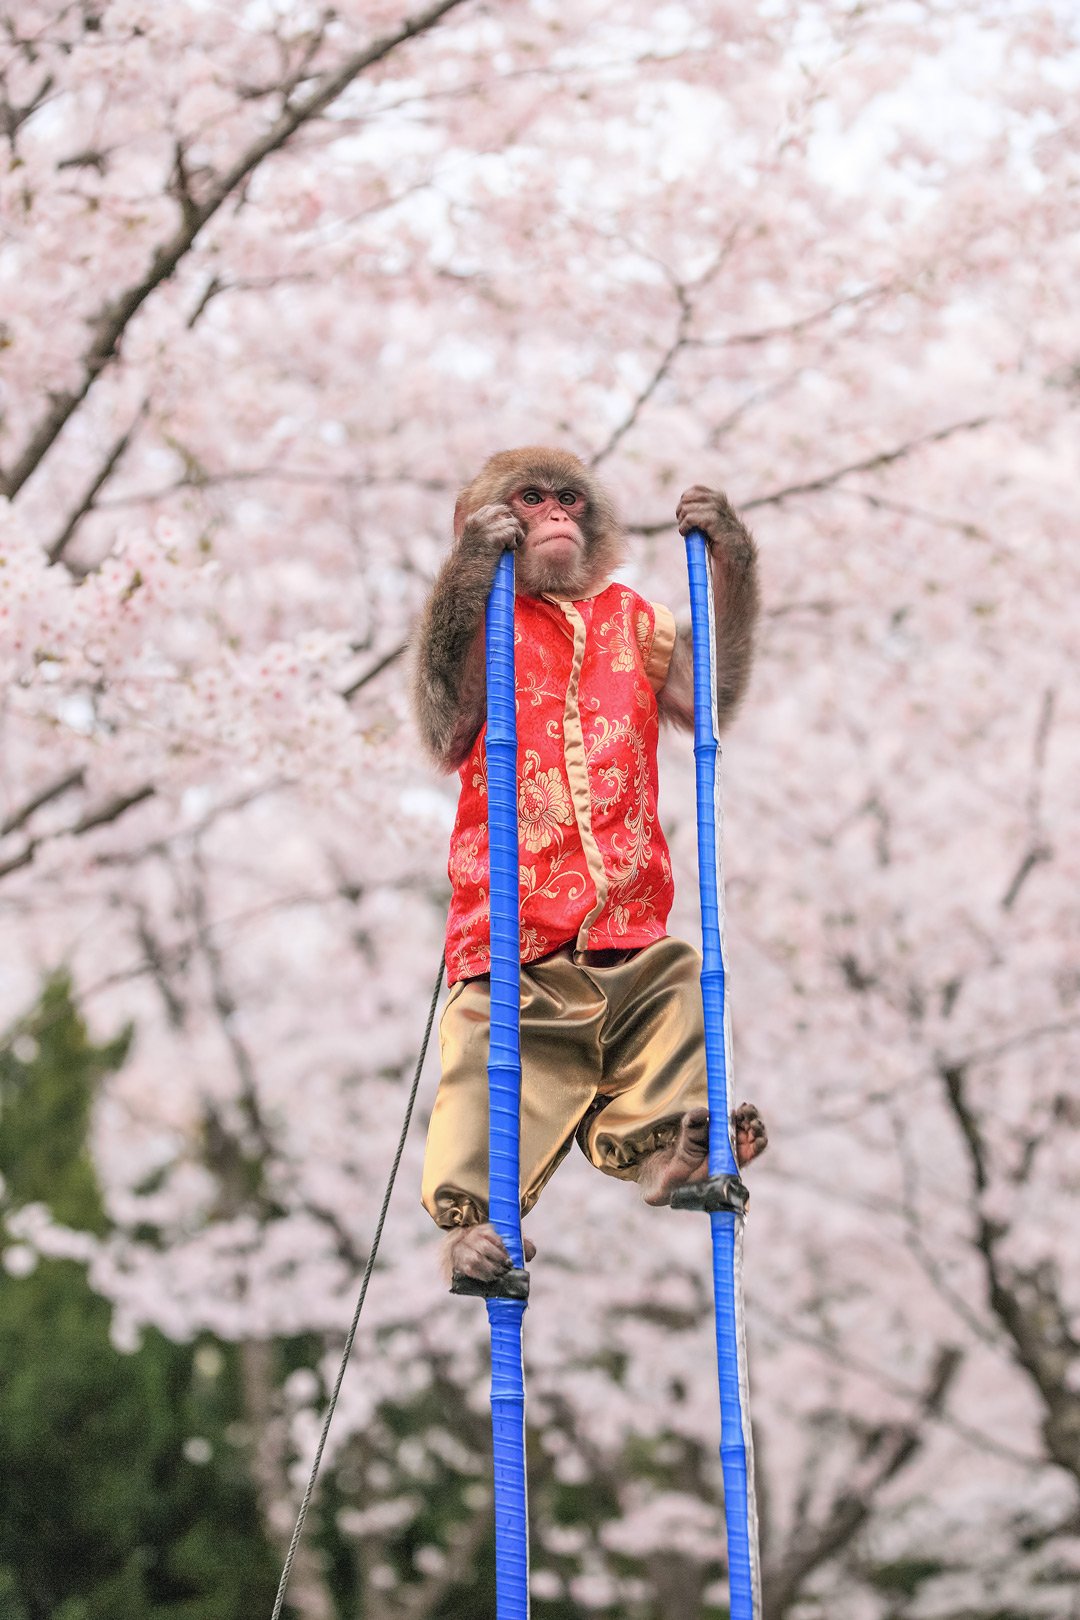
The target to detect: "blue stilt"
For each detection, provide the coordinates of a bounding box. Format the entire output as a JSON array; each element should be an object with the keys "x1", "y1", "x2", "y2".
[
  {"x1": 484, "y1": 549, "x2": 530, "y2": 1620},
  {"x1": 684, "y1": 528, "x2": 762, "y2": 1620}
]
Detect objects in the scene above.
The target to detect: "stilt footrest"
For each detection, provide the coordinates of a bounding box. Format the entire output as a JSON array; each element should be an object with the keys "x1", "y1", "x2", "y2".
[
  {"x1": 671, "y1": 1174, "x2": 748, "y2": 1215},
  {"x1": 450, "y1": 1268, "x2": 530, "y2": 1300}
]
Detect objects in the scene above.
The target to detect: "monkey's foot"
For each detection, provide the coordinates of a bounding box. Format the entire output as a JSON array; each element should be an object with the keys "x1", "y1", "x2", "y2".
[
  {"x1": 638, "y1": 1108, "x2": 711, "y2": 1206},
  {"x1": 734, "y1": 1101, "x2": 768, "y2": 1166},
  {"x1": 441, "y1": 1223, "x2": 536, "y2": 1283},
  {"x1": 639, "y1": 1103, "x2": 769, "y2": 1206}
]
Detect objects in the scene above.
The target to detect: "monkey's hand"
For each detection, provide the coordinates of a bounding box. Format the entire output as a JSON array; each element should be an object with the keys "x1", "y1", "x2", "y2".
[
  {"x1": 663, "y1": 483, "x2": 759, "y2": 736},
  {"x1": 459, "y1": 502, "x2": 524, "y2": 559},
  {"x1": 676, "y1": 485, "x2": 748, "y2": 559}
]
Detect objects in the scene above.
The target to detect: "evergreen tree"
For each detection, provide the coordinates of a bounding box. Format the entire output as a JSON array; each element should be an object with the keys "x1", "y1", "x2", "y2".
[{"x1": 0, "y1": 978, "x2": 282, "y2": 1620}]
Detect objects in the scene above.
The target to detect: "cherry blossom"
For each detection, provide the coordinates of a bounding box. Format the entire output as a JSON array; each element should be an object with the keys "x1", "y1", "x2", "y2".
[{"x1": 2, "y1": 1, "x2": 1079, "y2": 1613}]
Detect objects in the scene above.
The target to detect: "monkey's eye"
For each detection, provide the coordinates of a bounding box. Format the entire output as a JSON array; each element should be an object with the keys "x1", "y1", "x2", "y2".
[
  {"x1": 558, "y1": 490, "x2": 579, "y2": 506},
  {"x1": 521, "y1": 489, "x2": 544, "y2": 505}
]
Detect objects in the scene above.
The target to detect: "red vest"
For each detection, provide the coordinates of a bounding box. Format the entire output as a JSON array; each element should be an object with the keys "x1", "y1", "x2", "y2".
[{"x1": 445, "y1": 583, "x2": 676, "y2": 983}]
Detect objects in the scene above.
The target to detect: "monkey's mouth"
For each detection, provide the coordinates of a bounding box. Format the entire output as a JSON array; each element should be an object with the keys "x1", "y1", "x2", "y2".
[{"x1": 532, "y1": 529, "x2": 581, "y2": 549}]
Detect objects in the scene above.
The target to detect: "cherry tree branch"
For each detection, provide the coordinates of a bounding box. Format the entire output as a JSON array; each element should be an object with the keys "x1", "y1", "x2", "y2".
[
  {"x1": 342, "y1": 643, "x2": 407, "y2": 700},
  {"x1": 697, "y1": 283, "x2": 890, "y2": 350},
  {"x1": 241, "y1": 1338, "x2": 335, "y2": 1620},
  {"x1": 946, "y1": 1016, "x2": 1080, "y2": 1076},
  {"x1": 939, "y1": 1057, "x2": 1080, "y2": 1483},
  {"x1": 190, "y1": 858, "x2": 275, "y2": 1159},
  {"x1": 185, "y1": 271, "x2": 318, "y2": 330},
  {"x1": 739, "y1": 417, "x2": 992, "y2": 512},
  {"x1": 761, "y1": 1348, "x2": 962, "y2": 1619},
  {"x1": 95, "y1": 464, "x2": 451, "y2": 509},
  {"x1": 0, "y1": 0, "x2": 470, "y2": 501},
  {"x1": 589, "y1": 238, "x2": 740, "y2": 469},
  {"x1": 189, "y1": 854, "x2": 366, "y2": 1270},
  {"x1": 763, "y1": 1301, "x2": 1028, "y2": 1466},
  {"x1": 0, "y1": 66, "x2": 55, "y2": 146},
  {"x1": 238, "y1": 9, "x2": 335, "y2": 107},
  {"x1": 1001, "y1": 687, "x2": 1055, "y2": 910},
  {"x1": 46, "y1": 397, "x2": 149, "y2": 566},
  {"x1": 826, "y1": 483, "x2": 991, "y2": 539},
  {"x1": 0, "y1": 783, "x2": 155, "y2": 880},
  {"x1": 626, "y1": 416, "x2": 993, "y2": 535},
  {"x1": 0, "y1": 765, "x2": 85, "y2": 837},
  {"x1": 132, "y1": 901, "x2": 188, "y2": 1032},
  {"x1": 589, "y1": 284, "x2": 695, "y2": 469}
]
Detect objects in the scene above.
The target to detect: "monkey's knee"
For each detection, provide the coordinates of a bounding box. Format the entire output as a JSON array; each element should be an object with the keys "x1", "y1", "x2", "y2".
[{"x1": 428, "y1": 1186, "x2": 488, "y2": 1232}]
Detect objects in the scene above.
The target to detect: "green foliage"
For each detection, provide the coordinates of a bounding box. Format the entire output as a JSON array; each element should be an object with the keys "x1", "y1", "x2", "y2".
[
  {"x1": 0, "y1": 974, "x2": 729, "y2": 1620},
  {"x1": 866, "y1": 1557, "x2": 947, "y2": 1596},
  {"x1": 0, "y1": 974, "x2": 127, "y2": 1235},
  {"x1": 0, "y1": 977, "x2": 281, "y2": 1620}
]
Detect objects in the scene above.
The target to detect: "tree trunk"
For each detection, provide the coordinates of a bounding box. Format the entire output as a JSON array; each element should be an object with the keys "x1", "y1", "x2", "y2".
[{"x1": 241, "y1": 1338, "x2": 334, "y2": 1620}]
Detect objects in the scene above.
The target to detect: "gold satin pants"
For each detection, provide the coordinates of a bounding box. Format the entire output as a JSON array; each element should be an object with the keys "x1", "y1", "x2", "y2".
[{"x1": 421, "y1": 936, "x2": 707, "y2": 1229}]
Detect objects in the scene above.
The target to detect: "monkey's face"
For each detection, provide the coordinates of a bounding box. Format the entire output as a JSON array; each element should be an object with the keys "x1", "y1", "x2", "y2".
[{"x1": 507, "y1": 483, "x2": 591, "y2": 596}]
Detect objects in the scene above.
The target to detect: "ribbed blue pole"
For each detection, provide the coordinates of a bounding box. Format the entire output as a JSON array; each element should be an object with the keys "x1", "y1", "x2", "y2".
[
  {"x1": 685, "y1": 529, "x2": 761, "y2": 1620},
  {"x1": 484, "y1": 548, "x2": 530, "y2": 1620}
]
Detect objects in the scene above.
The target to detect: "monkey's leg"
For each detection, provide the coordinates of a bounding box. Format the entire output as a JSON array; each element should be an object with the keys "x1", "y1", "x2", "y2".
[
  {"x1": 441, "y1": 1225, "x2": 537, "y2": 1284},
  {"x1": 426, "y1": 954, "x2": 606, "y2": 1283}
]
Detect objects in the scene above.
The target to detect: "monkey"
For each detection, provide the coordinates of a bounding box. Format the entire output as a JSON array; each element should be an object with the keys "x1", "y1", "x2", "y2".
[{"x1": 412, "y1": 447, "x2": 765, "y2": 1285}]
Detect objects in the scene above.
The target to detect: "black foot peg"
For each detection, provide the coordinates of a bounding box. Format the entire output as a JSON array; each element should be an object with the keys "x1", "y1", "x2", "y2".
[
  {"x1": 670, "y1": 1174, "x2": 749, "y2": 1215},
  {"x1": 450, "y1": 1268, "x2": 530, "y2": 1300}
]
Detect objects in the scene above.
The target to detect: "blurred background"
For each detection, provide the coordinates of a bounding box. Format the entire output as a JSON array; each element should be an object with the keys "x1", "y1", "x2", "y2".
[{"x1": 1, "y1": 1, "x2": 1078, "y2": 1616}]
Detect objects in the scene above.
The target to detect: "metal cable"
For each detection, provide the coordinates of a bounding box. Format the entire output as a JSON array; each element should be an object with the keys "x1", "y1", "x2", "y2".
[{"x1": 270, "y1": 957, "x2": 446, "y2": 1620}]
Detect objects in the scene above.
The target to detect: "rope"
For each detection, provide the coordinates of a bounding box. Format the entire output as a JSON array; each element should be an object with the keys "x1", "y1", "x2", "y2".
[{"x1": 270, "y1": 956, "x2": 446, "y2": 1620}]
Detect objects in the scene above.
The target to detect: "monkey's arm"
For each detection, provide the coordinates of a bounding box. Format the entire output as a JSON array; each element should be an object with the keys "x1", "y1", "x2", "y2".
[
  {"x1": 657, "y1": 486, "x2": 760, "y2": 734},
  {"x1": 411, "y1": 505, "x2": 522, "y2": 772}
]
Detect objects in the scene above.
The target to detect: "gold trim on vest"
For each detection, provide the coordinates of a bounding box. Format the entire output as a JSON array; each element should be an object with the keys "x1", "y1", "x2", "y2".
[{"x1": 555, "y1": 599, "x2": 610, "y2": 951}]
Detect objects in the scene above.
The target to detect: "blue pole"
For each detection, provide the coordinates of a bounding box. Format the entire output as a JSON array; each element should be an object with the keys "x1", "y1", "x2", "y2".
[
  {"x1": 684, "y1": 528, "x2": 761, "y2": 1620},
  {"x1": 484, "y1": 548, "x2": 530, "y2": 1620}
]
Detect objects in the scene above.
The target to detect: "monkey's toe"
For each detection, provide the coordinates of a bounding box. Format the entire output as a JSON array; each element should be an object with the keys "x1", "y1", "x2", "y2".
[{"x1": 682, "y1": 1107, "x2": 711, "y2": 1154}]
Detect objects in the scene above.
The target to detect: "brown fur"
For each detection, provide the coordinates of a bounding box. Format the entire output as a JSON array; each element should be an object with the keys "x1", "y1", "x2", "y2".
[
  {"x1": 410, "y1": 453, "x2": 760, "y2": 773},
  {"x1": 441, "y1": 1223, "x2": 537, "y2": 1283},
  {"x1": 636, "y1": 1101, "x2": 768, "y2": 1205},
  {"x1": 658, "y1": 486, "x2": 760, "y2": 735},
  {"x1": 453, "y1": 446, "x2": 625, "y2": 577},
  {"x1": 412, "y1": 447, "x2": 624, "y2": 771},
  {"x1": 443, "y1": 1107, "x2": 767, "y2": 1281}
]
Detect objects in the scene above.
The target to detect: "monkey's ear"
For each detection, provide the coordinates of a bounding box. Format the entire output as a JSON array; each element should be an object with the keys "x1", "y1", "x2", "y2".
[{"x1": 453, "y1": 492, "x2": 470, "y2": 541}]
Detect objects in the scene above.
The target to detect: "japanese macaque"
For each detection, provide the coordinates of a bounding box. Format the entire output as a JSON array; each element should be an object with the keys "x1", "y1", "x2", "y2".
[
  {"x1": 413, "y1": 447, "x2": 766, "y2": 1287},
  {"x1": 413, "y1": 447, "x2": 760, "y2": 772}
]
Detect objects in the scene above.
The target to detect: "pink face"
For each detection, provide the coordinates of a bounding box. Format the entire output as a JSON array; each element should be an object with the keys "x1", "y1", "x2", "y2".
[{"x1": 508, "y1": 484, "x2": 587, "y2": 571}]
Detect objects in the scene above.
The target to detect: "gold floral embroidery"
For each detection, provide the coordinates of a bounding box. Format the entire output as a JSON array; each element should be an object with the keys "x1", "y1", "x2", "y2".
[
  {"x1": 449, "y1": 822, "x2": 486, "y2": 885},
  {"x1": 597, "y1": 601, "x2": 638, "y2": 673},
  {"x1": 586, "y1": 714, "x2": 655, "y2": 897},
  {"x1": 519, "y1": 848, "x2": 588, "y2": 909},
  {"x1": 518, "y1": 749, "x2": 573, "y2": 853},
  {"x1": 470, "y1": 740, "x2": 488, "y2": 797},
  {"x1": 520, "y1": 642, "x2": 566, "y2": 710}
]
